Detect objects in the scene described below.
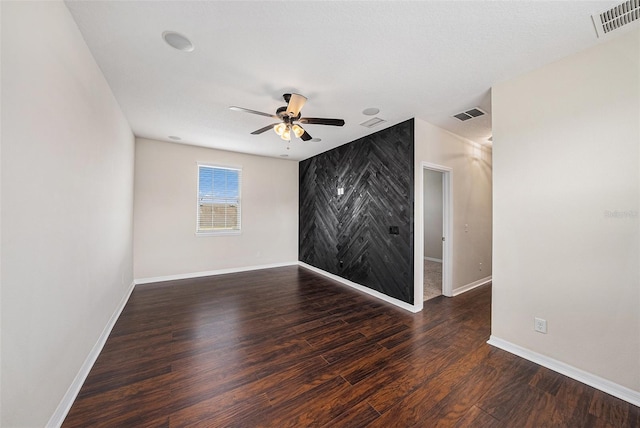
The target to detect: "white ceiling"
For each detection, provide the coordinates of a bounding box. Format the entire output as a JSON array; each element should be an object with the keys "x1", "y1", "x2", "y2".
[{"x1": 64, "y1": 0, "x2": 620, "y2": 161}]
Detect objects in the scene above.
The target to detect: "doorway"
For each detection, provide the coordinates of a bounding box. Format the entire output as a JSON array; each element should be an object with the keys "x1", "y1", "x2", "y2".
[{"x1": 422, "y1": 163, "x2": 452, "y2": 301}]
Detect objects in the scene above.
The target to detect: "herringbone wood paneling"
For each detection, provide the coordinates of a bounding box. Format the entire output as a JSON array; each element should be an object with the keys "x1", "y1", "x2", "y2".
[{"x1": 299, "y1": 119, "x2": 414, "y2": 303}]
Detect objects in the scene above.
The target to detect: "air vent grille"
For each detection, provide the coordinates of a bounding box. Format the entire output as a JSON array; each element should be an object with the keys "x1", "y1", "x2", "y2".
[
  {"x1": 360, "y1": 117, "x2": 387, "y2": 128},
  {"x1": 453, "y1": 108, "x2": 486, "y2": 122},
  {"x1": 592, "y1": 0, "x2": 640, "y2": 37}
]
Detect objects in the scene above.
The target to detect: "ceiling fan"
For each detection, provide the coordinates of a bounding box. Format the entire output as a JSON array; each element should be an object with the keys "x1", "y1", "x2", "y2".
[{"x1": 230, "y1": 93, "x2": 345, "y2": 142}]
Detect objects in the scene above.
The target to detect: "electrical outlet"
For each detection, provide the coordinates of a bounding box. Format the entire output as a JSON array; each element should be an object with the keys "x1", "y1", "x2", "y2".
[
  {"x1": 479, "y1": 262, "x2": 482, "y2": 271},
  {"x1": 534, "y1": 317, "x2": 547, "y2": 334}
]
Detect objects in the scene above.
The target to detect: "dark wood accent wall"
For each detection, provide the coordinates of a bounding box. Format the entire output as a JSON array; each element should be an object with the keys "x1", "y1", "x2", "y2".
[{"x1": 299, "y1": 119, "x2": 415, "y2": 304}]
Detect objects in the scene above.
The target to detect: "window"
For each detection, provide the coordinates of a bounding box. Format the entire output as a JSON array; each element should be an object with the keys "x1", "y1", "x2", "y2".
[{"x1": 197, "y1": 164, "x2": 241, "y2": 234}]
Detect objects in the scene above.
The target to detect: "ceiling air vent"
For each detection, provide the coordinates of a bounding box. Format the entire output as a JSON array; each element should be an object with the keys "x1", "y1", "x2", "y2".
[
  {"x1": 592, "y1": 0, "x2": 640, "y2": 38},
  {"x1": 360, "y1": 117, "x2": 387, "y2": 128},
  {"x1": 453, "y1": 107, "x2": 486, "y2": 122}
]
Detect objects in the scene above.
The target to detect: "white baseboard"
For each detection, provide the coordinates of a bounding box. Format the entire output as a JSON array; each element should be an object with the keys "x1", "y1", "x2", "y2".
[
  {"x1": 452, "y1": 275, "x2": 492, "y2": 296},
  {"x1": 424, "y1": 257, "x2": 442, "y2": 263},
  {"x1": 487, "y1": 336, "x2": 640, "y2": 407},
  {"x1": 298, "y1": 262, "x2": 420, "y2": 313},
  {"x1": 134, "y1": 261, "x2": 299, "y2": 285},
  {"x1": 47, "y1": 280, "x2": 136, "y2": 428}
]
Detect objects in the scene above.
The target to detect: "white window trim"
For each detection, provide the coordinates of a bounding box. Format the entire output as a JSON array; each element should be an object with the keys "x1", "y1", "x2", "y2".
[{"x1": 196, "y1": 162, "x2": 242, "y2": 236}]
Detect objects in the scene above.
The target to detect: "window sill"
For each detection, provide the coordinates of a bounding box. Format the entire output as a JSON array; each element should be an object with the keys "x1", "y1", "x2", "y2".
[{"x1": 196, "y1": 230, "x2": 241, "y2": 237}]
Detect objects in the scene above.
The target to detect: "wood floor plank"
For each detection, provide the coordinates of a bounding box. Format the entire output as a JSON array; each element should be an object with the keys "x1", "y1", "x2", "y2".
[
  {"x1": 63, "y1": 372, "x2": 174, "y2": 427},
  {"x1": 529, "y1": 365, "x2": 565, "y2": 396},
  {"x1": 241, "y1": 376, "x2": 353, "y2": 428},
  {"x1": 552, "y1": 376, "x2": 597, "y2": 427},
  {"x1": 169, "y1": 391, "x2": 271, "y2": 428},
  {"x1": 414, "y1": 362, "x2": 499, "y2": 426},
  {"x1": 262, "y1": 361, "x2": 342, "y2": 407},
  {"x1": 363, "y1": 341, "x2": 462, "y2": 413},
  {"x1": 320, "y1": 334, "x2": 384, "y2": 365},
  {"x1": 454, "y1": 405, "x2": 501, "y2": 428},
  {"x1": 475, "y1": 355, "x2": 542, "y2": 420},
  {"x1": 62, "y1": 266, "x2": 639, "y2": 427},
  {"x1": 367, "y1": 344, "x2": 497, "y2": 426},
  {"x1": 321, "y1": 400, "x2": 380, "y2": 428},
  {"x1": 628, "y1": 403, "x2": 640, "y2": 428},
  {"x1": 589, "y1": 389, "x2": 632, "y2": 427}
]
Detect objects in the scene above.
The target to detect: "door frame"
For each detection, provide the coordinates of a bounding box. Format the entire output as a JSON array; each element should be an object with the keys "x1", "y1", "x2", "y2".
[{"x1": 419, "y1": 162, "x2": 453, "y2": 300}]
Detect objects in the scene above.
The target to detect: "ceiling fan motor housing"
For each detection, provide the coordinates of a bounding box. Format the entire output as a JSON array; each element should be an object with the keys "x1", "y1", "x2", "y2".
[{"x1": 276, "y1": 106, "x2": 300, "y2": 121}]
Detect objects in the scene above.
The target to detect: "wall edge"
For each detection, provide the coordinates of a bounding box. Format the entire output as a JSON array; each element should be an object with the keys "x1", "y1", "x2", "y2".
[
  {"x1": 452, "y1": 276, "x2": 492, "y2": 296},
  {"x1": 134, "y1": 262, "x2": 299, "y2": 285},
  {"x1": 46, "y1": 280, "x2": 136, "y2": 428},
  {"x1": 299, "y1": 261, "x2": 422, "y2": 313},
  {"x1": 487, "y1": 335, "x2": 640, "y2": 407}
]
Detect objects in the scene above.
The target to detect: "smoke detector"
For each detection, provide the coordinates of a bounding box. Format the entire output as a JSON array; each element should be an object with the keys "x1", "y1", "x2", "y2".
[
  {"x1": 592, "y1": 0, "x2": 640, "y2": 38},
  {"x1": 453, "y1": 108, "x2": 486, "y2": 122}
]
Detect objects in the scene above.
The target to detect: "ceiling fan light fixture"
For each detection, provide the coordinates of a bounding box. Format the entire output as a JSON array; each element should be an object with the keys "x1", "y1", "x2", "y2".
[
  {"x1": 292, "y1": 124, "x2": 304, "y2": 138},
  {"x1": 281, "y1": 126, "x2": 291, "y2": 141},
  {"x1": 274, "y1": 123, "x2": 287, "y2": 136}
]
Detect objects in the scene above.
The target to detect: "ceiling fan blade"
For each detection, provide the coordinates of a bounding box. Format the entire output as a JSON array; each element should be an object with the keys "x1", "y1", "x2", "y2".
[
  {"x1": 251, "y1": 123, "x2": 280, "y2": 135},
  {"x1": 230, "y1": 106, "x2": 278, "y2": 119},
  {"x1": 300, "y1": 129, "x2": 312, "y2": 141},
  {"x1": 286, "y1": 93, "x2": 307, "y2": 117},
  {"x1": 299, "y1": 117, "x2": 345, "y2": 127}
]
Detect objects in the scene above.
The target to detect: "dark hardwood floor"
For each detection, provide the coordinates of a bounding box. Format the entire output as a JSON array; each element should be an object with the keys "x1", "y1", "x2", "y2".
[{"x1": 63, "y1": 266, "x2": 639, "y2": 427}]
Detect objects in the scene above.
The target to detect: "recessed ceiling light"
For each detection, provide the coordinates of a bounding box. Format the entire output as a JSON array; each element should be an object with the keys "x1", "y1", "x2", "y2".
[
  {"x1": 162, "y1": 31, "x2": 194, "y2": 52},
  {"x1": 362, "y1": 108, "x2": 380, "y2": 116},
  {"x1": 280, "y1": 154, "x2": 289, "y2": 158},
  {"x1": 168, "y1": 135, "x2": 181, "y2": 141},
  {"x1": 310, "y1": 138, "x2": 322, "y2": 142}
]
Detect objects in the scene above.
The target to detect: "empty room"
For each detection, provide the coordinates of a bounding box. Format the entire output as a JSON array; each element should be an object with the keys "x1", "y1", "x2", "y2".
[{"x1": 2, "y1": 1, "x2": 639, "y2": 427}]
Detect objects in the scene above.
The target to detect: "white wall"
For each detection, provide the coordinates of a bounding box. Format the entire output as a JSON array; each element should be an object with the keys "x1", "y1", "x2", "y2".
[
  {"x1": 414, "y1": 119, "x2": 493, "y2": 302},
  {"x1": 134, "y1": 138, "x2": 298, "y2": 280},
  {"x1": 492, "y1": 29, "x2": 639, "y2": 393},
  {"x1": 1, "y1": 2, "x2": 135, "y2": 426},
  {"x1": 423, "y1": 169, "x2": 443, "y2": 260},
  {"x1": 0, "y1": 1, "x2": 4, "y2": 421}
]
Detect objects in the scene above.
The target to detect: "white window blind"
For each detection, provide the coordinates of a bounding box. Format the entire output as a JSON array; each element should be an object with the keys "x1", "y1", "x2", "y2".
[{"x1": 197, "y1": 165, "x2": 241, "y2": 234}]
